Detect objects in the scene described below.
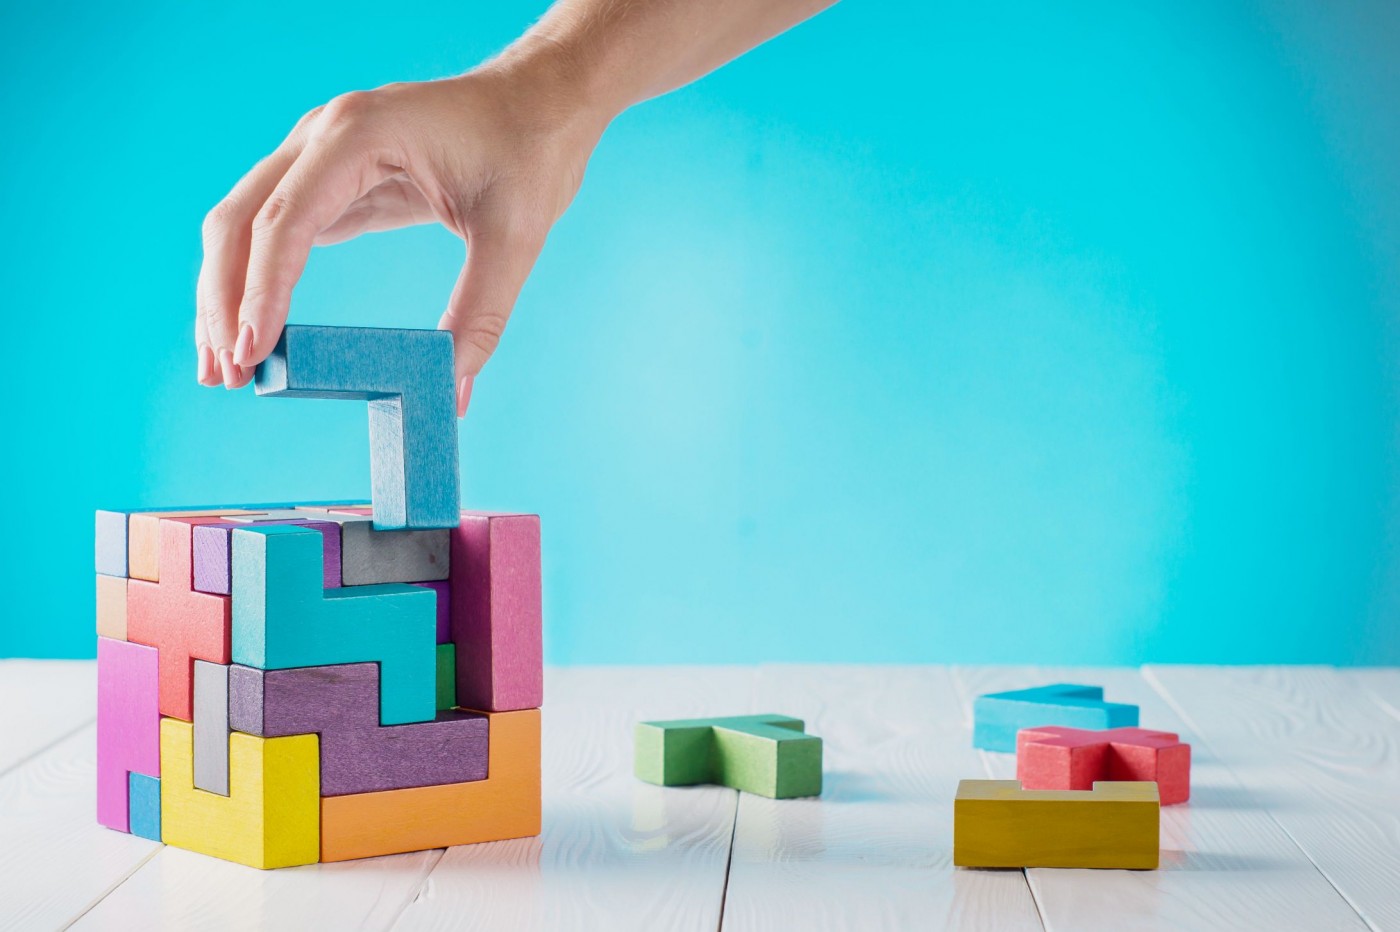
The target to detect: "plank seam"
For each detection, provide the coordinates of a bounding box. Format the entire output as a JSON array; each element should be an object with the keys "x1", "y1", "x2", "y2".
[
  {"x1": 57, "y1": 845, "x2": 162, "y2": 931},
  {"x1": 0, "y1": 715, "x2": 96, "y2": 780},
  {"x1": 1140, "y1": 666, "x2": 1380, "y2": 932},
  {"x1": 713, "y1": 790, "x2": 742, "y2": 932}
]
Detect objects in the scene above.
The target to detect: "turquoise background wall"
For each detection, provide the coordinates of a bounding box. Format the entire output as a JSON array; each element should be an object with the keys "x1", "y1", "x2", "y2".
[{"x1": 3, "y1": 2, "x2": 1397, "y2": 664}]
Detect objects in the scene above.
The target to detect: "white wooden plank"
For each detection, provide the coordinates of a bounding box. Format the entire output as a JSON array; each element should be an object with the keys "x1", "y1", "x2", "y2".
[
  {"x1": 720, "y1": 665, "x2": 1043, "y2": 932},
  {"x1": 1145, "y1": 665, "x2": 1400, "y2": 932},
  {"x1": 70, "y1": 845, "x2": 442, "y2": 931},
  {"x1": 0, "y1": 724, "x2": 160, "y2": 932},
  {"x1": 0, "y1": 659, "x2": 96, "y2": 774},
  {"x1": 950, "y1": 666, "x2": 1368, "y2": 932},
  {"x1": 1349, "y1": 668, "x2": 1400, "y2": 723},
  {"x1": 392, "y1": 665, "x2": 753, "y2": 932}
]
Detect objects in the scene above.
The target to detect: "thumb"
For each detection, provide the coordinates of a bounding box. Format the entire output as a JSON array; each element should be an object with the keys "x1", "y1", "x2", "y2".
[{"x1": 438, "y1": 225, "x2": 545, "y2": 417}]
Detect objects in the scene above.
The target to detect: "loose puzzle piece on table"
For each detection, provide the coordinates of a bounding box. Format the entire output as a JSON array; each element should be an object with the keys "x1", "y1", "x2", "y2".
[
  {"x1": 973, "y1": 683, "x2": 1139, "y2": 752},
  {"x1": 1016, "y1": 725, "x2": 1191, "y2": 805},
  {"x1": 634, "y1": 713, "x2": 823, "y2": 799}
]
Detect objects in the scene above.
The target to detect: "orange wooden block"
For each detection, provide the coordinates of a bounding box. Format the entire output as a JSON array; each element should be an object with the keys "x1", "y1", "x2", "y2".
[
  {"x1": 128, "y1": 518, "x2": 233, "y2": 719},
  {"x1": 319, "y1": 708, "x2": 541, "y2": 862},
  {"x1": 127, "y1": 510, "x2": 260, "y2": 582},
  {"x1": 96, "y1": 574, "x2": 128, "y2": 641}
]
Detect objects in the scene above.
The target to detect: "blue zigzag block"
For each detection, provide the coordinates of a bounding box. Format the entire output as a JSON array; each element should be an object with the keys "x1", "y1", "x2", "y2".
[
  {"x1": 972, "y1": 683, "x2": 1139, "y2": 752},
  {"x1": 255, "y1": 325, "x2": 459, "y2": 530}
]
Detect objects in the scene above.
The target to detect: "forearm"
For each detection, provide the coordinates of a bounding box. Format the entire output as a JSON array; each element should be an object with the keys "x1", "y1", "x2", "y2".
[{"x1": 495, "y1": 0, "x2": 837, "y2": 121}]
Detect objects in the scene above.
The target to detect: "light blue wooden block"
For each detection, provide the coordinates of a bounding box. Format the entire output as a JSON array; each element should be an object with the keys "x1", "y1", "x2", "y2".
[
  {"x1": 231, "y1": 525, "x2": 437, "y2": 725},
  {"x1": 254, "y1": 325, "x2": 460, "y2": 530},
  {"x1": 95, "y1": 510, "x2": 130, "y2": 577},
  {"x1": 128, "y1": 772, "x2": 161, "y2": 842},
  {"x1": 972, "y1": 684, "x2": 1139, "y2": 752}
]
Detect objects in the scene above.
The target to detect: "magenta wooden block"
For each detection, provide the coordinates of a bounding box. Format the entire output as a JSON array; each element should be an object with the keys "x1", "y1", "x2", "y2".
[
  {"x1": 227, "y1": 662, "x2": 488, "y2": 796},
  {"x1": 412, "y1": 580, "x2": 451, "y2": 644},
  {"x1": 451, "y1": 512, "x2": 543, "y2": 712},
  {"x1": 97, "y1": 637, "x2": 160, "y2": 832},
  {"x1": 1016, "y1": 725, "x2": 1192, "y2": 805},
  {"x1": 192, "y1": 519, "x2": 341, "y2": 595}
]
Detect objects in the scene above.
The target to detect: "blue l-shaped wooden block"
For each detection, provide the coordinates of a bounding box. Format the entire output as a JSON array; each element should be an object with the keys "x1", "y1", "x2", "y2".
[{"x1": 972, "y1": 683, "x2": 1139, "y2": 752}]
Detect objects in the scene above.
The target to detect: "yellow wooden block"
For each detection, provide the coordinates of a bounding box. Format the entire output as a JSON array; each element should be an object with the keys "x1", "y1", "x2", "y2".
[
  {"x1": 159, "y1": 718, "x2": 320, "y2": 869},
  {"x1": 96, "y1": 574, "x2": 127, "y2": 640},
  {"x1": 953, "y1": 780, "x2": 1159, "y2": 869}
]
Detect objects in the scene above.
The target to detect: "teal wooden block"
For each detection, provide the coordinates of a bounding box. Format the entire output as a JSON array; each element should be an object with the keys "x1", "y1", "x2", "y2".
[
  {"x1": 436, "y1": 643, "x2": 456, "y2": 710},
  {"x1": 128, "y1": 772, "x2": 161, "y2": 842},
  {"x1": 973, "y1": 684, "x2": 1139, "y2": 752},
  {"x1": 231, "y1": 525, "x2": 437, "y2": 725},
  {"x1": 254, "y1": 325, "x2": 459, "y2": 530},
  {"x1": 634, "y1": 714, "x2": 823, "y2": 799}
]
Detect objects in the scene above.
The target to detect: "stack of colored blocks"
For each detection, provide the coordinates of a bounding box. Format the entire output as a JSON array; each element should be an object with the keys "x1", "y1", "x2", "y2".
[{"x1": 94, "y1": 325, "x2": 544, "y2": 868}]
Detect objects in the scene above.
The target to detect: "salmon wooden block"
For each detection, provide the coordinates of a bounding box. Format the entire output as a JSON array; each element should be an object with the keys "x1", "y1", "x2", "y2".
[
  {"x1": 96, "y1": 637, "x2": 160, "y2": 833},
  {"x1": 635, "y1": 714, "x2": 823, "y2": 798},
  {"x1": 160, "y1": 718, "x2": 320, "y2": 870},
  {"x1": 125, "y1": 509, "x2": 263, "y2": 582},
  {"x1": 254, "y1": 325, "x2": 459, "y2": 530},
  {"x1": 1017, "y1": 726, "x2": 1192, "y2": 805},
  {"x1": 973, "y1": 683, "x2": 1139, "y2": 752},
  {"x1": 320, "y1": 708, "x2": 541, "y2": 862},
  {"x1": 96, "y1": 574, "x2": 128, "y2": 641},
  {"x1": 228, "y1": 662, "x2": 488, "y2": 796},
  {"x1": 954, "y1": 780, "x2": 1160, "y2": 869},
  {"x1": 451, "y1": 512, "x2": 542, "y2": 712},
  {"x1": 231, "y1": 525, "x2": 437, "y2": 725},
  {"x1": 126, "y1": 517, "x2": 233, "y2": 720}
]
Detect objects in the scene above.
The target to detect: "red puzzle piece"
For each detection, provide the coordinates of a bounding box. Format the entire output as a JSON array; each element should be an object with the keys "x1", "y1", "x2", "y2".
[
  {"x1": 1016, "y1": 725, "x2": 1191, "y2": 805},
  {"x1": 127, "y1": 517, "x2": 232, "y2": 720}
]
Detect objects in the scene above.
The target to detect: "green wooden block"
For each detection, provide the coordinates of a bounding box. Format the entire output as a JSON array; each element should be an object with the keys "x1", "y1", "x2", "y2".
[
  {"x1": 634, "y1": 714, "x2": 822, "y2": 799},
  {"x1": 436, "y1": 643, "x2": 456, "y2": 710}
]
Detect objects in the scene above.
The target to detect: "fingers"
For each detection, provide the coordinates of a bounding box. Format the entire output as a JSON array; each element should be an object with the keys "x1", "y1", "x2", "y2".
[
  {"x1": 438, "y1": 222, "x2": 547, "y2": 417},
  {"x1": 197, "y1": 109, "x2": 322, "y2": 387}
]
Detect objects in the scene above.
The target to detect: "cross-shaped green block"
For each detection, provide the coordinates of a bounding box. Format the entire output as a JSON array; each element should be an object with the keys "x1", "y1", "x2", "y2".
[{"x1": 634, "y1": 714, "x2": 822, "y2": 799}]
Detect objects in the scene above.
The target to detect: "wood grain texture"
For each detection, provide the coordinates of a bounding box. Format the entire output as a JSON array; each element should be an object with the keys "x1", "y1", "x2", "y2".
[
  {"x1": 392, "y1": 666, "x2": 751, "y2": 932},
  {"x1": 231, "y1": 524, "x2": 437, "y2": 725},
  {"x1": 0, "y1": 725, "x2": 160, "y2": 931},
  {"x1": 96, "y1": 637, "x2": 160, "y2": 832},
  {"x1": 254, "y1": 325, "x2": 459, "y2": 530},
  {"x1": 193, "y1": 660, "x2": 230, "y2": 796},
  {"x1": 720, "y1": 665, "x2": 1044, "y2": 932},
  {"x1": 1146, "y1": 665, "x2": 1400, "y2": 931},
  {"x1": 193, "y1": 518, "x2": 341, "y2": 594},
  {"x1": 450, "y1": 512, "x2": 543, "y2": 712},
  {"x1": 228, "y1": 662, "x2": 488, "y2": 796},
  {"x1": 954, "y1": 666, "x2": 1370, "y2": 932},
  {"x1": 266, "y1": 510, "x2": 450, "y2": 585},
  {"x1": 0, "y1": 658, "x2": 96, "y2": 775},
  {"x1": 125, "y1": 510, "x2": 261, "y2": 582}
]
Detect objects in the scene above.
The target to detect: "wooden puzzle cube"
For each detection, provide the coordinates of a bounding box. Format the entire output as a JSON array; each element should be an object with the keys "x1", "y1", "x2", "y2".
[{"x1": 95, "y1": 503, "x2": 543, "y2": 868}]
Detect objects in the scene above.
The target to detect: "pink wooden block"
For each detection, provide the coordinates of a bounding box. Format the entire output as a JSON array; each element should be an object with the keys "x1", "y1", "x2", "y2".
[
  {"x1": 97, "y1": 637, "x2": 160, "y2": 832},
  {"x1": 1016, "y1": 725, "x2": 1192, "y2": 805},
  {"x1": 451, "y1": 511, "x2": 542, "y2": 712}
]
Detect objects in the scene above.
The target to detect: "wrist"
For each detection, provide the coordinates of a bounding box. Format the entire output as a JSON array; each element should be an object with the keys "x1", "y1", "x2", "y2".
[{"x1": 483, "y1": 32, "x2": 626, "y2": 140}]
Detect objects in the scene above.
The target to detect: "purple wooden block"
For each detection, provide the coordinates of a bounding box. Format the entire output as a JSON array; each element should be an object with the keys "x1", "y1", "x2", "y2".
[
  {"x1": 227, "y1": 662, "x2": 488, "y2": 796},
  {"x1": 193, "y1": 520, "x2": 341, "y2": 595},
  {"x1": 412, "y1": 580, "x2": 451, "y2": 644}
]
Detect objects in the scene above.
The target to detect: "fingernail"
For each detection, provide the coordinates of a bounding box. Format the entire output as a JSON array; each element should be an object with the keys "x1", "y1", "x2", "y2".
[
  {"x1": 232, "y1": 324, "x2": 254, "y2": 367},
  {"x1": 219, "y1": 349, "x2": 242, "y2": 389},
  {"x1": 197, "y1": 343, "x2": 215, "y2": 384},
  {"x1": 457, "y1": 376, "x2": 474, "y2": 417}
]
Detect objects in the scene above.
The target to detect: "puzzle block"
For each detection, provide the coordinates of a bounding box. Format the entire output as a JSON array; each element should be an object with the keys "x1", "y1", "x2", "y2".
[
  {"x1": 320, "y1": 708, "x2": 541, "y2": 862},
  {"x1": 96, "y1": 574, "x2": 127, "y2": 640},
  {"x1": 194, "y1": 660, "x2": 230, "y2": 795},
  {"x1": 231, "y1": 525, "x2": 436, "y2": 725},
  {"x1": 126, "y1": 509, "x2": 262, "y2": 582},
  {"x1": 95, "y1": 510, "x2": 131, "y2": 577},
  {"x1": 192, "y1": 518, "x2": 341, "y2": 594},
  {"x1": 128, "y1": 773, "x2": 162, "y2": 841},
  {"x1": 255, "y1": 325, "x2": 459, "y2": 530},
  {"x1": 228, "y1": 662, "x2": 487, "y2": 795},
  {"x1": 126, "y1": 517, "x2": 232, "y2": 720},
  {"x1": 451, "y1": 512, "x2": 543, "y2": 712},
  {"x1": 634, "y1": 714, "x2": 823, "y2": 798},
  {"x1": 1017, "y1": 726, "x2": 1192, "y2": 805},
  {"x1": 97, "y1": 637, "x2": 160, "y2": 832},
  {"x1": 953, "y1": 779, "x2": 1159, "y2": 869},
  {"x1": 436, "y1": 643, "x2": 456, "y2": 709},
  {"x1": 282, "y1": 508, "x2": 450, "y2": 585},
  {"x1": 160, "y1": 718, "x2": 320, "y2": 870},
  {"x1": 973, "y1": 684, "x2": 1139, "y2": 752}
]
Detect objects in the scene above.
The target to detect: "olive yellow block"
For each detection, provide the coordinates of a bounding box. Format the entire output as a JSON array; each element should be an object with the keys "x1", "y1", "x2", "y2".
[
  {"x1": 96, "y1": 574, "x2": 128, "y2": 640},
  {"x1": 953, "y1": 779, "x2": 1159, "y2": 869},
  {"x1": 159, "y1": 718, "x2": 320, "y2": 869}
]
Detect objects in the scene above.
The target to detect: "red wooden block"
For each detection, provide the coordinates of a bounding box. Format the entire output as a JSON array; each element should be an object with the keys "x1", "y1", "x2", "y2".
[
  {"x1": 127, "y1": 517, "x2": 232, "y2": 720},
  {"x1": 1016, "y1": 726, "x2": 1191, "y2": 805}
]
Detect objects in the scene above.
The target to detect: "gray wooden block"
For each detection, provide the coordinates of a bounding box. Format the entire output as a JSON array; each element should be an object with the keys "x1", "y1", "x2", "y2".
[
  {"x1": 193, "y1": 660, "x2": 230, "y2": 796},
  {"x1": 233, "y1": 509, "x2": 446, "y2": 584}
]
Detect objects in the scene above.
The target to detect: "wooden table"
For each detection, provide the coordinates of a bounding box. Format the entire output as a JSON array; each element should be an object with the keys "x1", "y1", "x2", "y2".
[{"x1": 2, "y1": 662, "x2": 1397, "y2": 930}]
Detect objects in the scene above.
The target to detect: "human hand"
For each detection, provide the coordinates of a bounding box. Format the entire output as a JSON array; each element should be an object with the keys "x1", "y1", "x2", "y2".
[{"x1": 195, "y1": 46, "x2": 609, "y2": 416}]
